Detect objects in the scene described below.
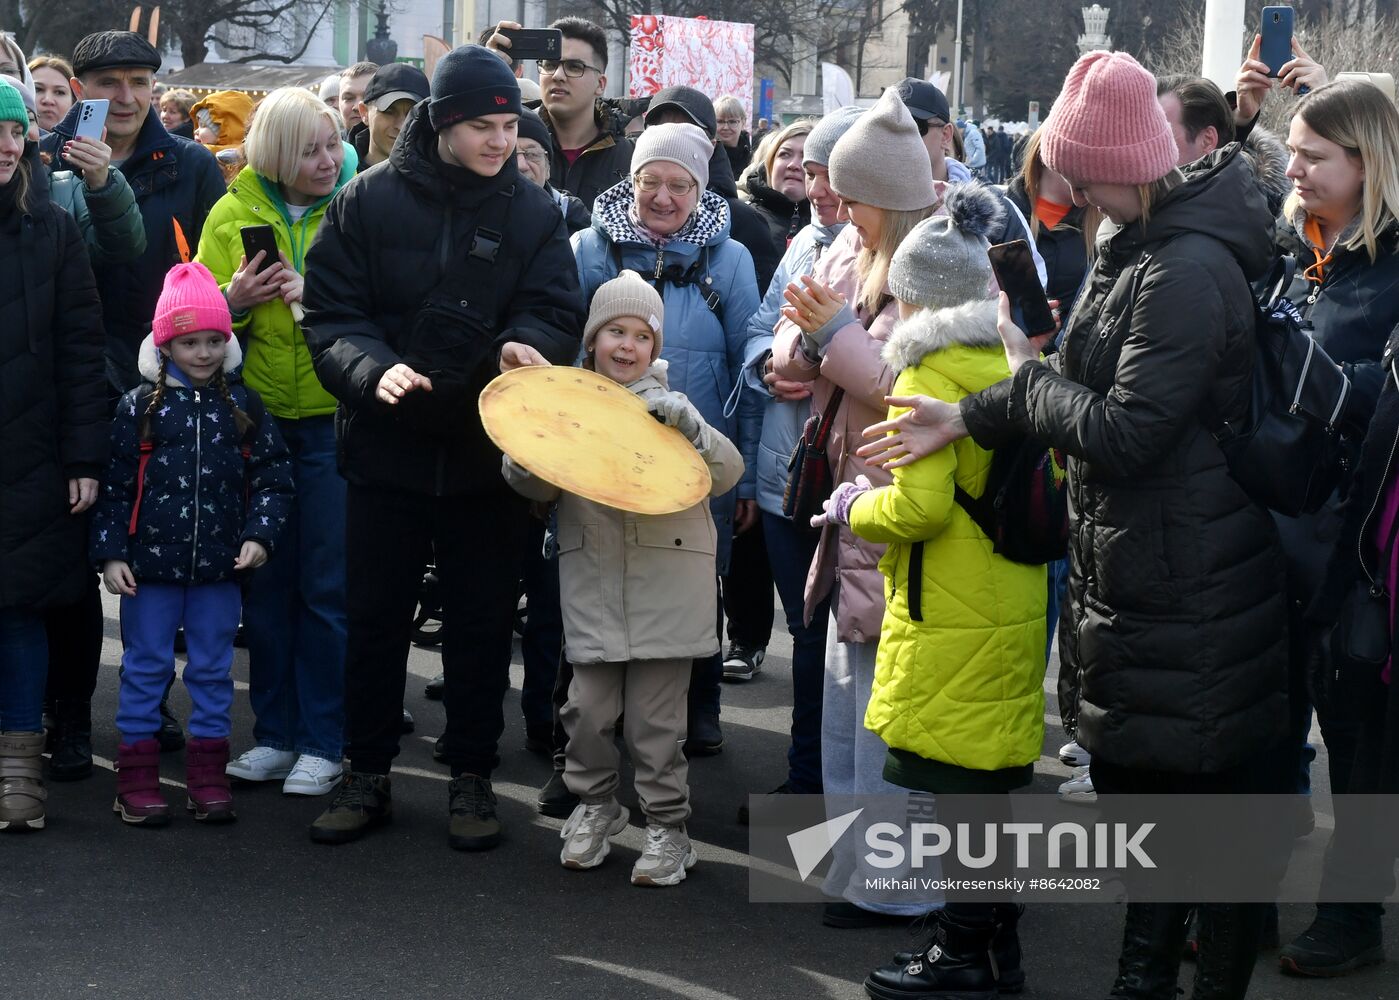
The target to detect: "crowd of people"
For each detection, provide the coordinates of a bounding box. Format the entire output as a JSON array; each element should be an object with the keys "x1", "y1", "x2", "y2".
[{"x1": 0, "y1": 17, "x2": 1397, "y2": 1000}]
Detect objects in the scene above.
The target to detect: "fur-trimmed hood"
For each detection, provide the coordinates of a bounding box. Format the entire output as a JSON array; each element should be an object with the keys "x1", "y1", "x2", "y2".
[
  {"x1": 137, "y1": 331, "x2": 244, "y2": 386},
  {"x1": 1238, "y1": 127, "x2": 1291, "y2": 216},
  {"x1": 882, "y1": 297, "x2": 1001, "y2": 371}
]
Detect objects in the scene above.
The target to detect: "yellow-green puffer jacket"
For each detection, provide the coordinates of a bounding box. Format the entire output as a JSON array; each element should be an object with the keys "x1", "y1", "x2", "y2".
[
  {"x1": 194, "y1": 148, "x2": 356, "y2": 420},
  {"x1": 848, "y1": 298, "x2": 1047, "y2": 773}
]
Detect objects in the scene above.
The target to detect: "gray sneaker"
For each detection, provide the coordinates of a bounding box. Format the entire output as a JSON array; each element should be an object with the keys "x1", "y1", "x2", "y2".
[
  {"x1": 559, "y1": 799, "x2": 630, "y2": 870},
  {"x1": 308, "y1": 772, "x2": 392, "y2": 844},
  {"x1": 631, "y1": 823, "x2": 698, "y2": 886},
  {"x1": 447, "y1": 774, "x2": 502, "y2": 851}
]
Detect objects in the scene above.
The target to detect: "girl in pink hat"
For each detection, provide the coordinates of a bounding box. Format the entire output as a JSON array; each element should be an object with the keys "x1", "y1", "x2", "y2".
[{"x1": 90, "y1": 262, "x2": 293, "y2": 827}]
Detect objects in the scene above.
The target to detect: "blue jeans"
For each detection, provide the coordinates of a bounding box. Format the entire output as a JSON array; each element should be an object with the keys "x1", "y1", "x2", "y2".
[
  {"x1": 242, "y1": 415, "x2": 346, "y2": 760},
  {"x1": 1045, "y1": 557, "x2": 1069, "y2": 664},
  {"x1": 0, "y1": 608, "x2": 48, "y2": 731},
  {"x1": 763, "y1": 512, "x2": 829, "y2": 793},
  {"x1": 118, "y1": 582, "x2": 240, "y2": 741}
]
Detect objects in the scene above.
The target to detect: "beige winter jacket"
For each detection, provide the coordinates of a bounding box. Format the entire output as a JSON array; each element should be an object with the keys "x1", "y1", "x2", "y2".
[{"x1": 502, "y1": 362, "x2": 744, "y2": 665}]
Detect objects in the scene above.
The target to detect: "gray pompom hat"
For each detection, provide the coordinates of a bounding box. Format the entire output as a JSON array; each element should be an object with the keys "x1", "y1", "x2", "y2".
[{"x1": 888, "y1": 182, "x2": 1006, "y2": 310}]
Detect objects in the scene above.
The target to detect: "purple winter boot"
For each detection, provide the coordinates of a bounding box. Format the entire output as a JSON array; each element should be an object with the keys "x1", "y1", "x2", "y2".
[
  {"x1": 186, "y1": 737, "x2": 236, "y2": 823},
  {"x1": 114, "y1": 738, "x2": 170, "y2": 826}
]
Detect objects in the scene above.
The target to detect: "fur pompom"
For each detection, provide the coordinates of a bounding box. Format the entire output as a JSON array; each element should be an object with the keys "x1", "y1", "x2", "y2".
[{"x1": 943, "y1": 181, "x2": 1005, "y2": 242}]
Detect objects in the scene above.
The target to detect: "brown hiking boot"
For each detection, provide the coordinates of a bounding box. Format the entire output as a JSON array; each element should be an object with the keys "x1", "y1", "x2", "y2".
[
  {"x1": 309, "y1": 772, "x2": 392, "y2": 844},
  {"x1": 0, "y1": 732, "x2": 47, "y2": 831}
]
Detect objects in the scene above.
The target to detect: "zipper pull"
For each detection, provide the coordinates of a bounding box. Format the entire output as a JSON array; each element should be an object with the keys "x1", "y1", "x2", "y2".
[{"x1": 654, "y1": 252, "x2": 664, "y2": 280}]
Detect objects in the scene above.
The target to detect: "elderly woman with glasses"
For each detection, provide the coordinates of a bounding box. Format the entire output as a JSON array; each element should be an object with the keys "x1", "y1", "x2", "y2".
[
  {"x1": 569, "y1": 121, "x2": 762, "y2": 757},
  {"x1": 516, "y1": 107, "x2": 590, "y2": 233},
  {"x1": 714, "y1": 94, "x2": 751, "y2": 177}
]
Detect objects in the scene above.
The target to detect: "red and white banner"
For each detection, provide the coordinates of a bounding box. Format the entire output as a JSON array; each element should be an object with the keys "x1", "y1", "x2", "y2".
[{"x1": 628, "y1": 15, "x2": 755, "y2": 122}]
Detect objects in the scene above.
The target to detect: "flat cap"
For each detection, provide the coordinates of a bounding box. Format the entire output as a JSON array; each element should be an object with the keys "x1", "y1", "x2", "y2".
[{"x1": 72, "y1": 31, "x2": 162, "y2": 77}]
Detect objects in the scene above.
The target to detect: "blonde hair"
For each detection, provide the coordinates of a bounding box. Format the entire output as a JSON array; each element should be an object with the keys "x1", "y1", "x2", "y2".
[
  {"x1": 762, "y1": 118, "x2": 816, "y2": 183},
  {"x1": 160, "y1": 87, "x2": 197, "y2": 119},
  {"x1": 1287, "y1": 80, "x2": 1399, "y2": 262},
  {"x1": 713, "y1": 95, "x2": 744, "y2": 124},
  {"x1": 856, "y1": 205, "x2": 936, "y2": 316},
  {"x1": 1019, "y1": 127, "x2": 1102, "y2": 257},
  {"x1": 244, "y1": 87, "x2": 341, "y2": 186}
]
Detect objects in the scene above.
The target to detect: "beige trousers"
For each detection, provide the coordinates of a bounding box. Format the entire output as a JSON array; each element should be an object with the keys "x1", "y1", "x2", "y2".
[{"x1": 562, "y1": 657, "x2": 692, "y2": 826}]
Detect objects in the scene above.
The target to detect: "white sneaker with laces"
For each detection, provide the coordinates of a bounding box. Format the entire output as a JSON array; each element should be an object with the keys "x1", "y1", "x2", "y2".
[
  {"x1": 1058, "y1": 765, "x2": 1096, "y2": 804},
  {"x1": 226, "y1": 745, "x2": 297, "y2": 782},
  {"x1": 282, "y1": 754, "x2": 344, "y2": 796},
  {"x1": 1058, "y1": 739, "x2": 1092, "y2": 768},
  {"x1": 559, "y1": 799, "x2": 630, "y2": 870},
  {"x1": 631, "y1": 823, "x2": 698, "y2": 886}
]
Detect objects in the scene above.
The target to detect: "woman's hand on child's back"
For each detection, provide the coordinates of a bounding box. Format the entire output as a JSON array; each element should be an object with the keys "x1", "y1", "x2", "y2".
[
  {"x1": 857, "y1": 395, "x2": 967, "y2": 469},
  {"x1": 226, "y1": 254, "x2": 287, "y2": 313},
  {"x1": 233, "y1": 541, "x2": 268, "y2": 571},
  {"x1": 102, "y1": 560, "x2": 136, "y2": 597}
]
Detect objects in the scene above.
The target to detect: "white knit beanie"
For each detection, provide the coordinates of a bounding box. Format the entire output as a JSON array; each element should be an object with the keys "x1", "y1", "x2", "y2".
[
  {"x1": 584, "y1": 270, "x2": 666, "y2": 363},
  {"x1": 828, "y1": 88, "x2": 935, "y2": 211},
  {"x1": 632, "y1": 122, "x2": 711, "y2": 191}
]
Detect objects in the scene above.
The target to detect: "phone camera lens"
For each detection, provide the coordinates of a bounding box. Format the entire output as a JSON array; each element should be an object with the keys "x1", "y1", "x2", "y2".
[{"x1": 1272, "y1": 12, "x2": 1279, "y2": 21}]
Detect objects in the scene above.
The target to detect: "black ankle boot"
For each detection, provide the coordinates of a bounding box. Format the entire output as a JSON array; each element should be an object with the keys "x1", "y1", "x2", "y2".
[
  {"x1": 48, "y1": 700, "x2": 94, "y2": 781},
  {"x1": 1279, "y1": 902, "x2": 1384, "y2": 977},
  {"x1": 990, "y1": 903, "x2": 1025, "y2": 994},
  {"x1": 1109, "y1": 902, "x2": 1192, "y2": 999},
  {"x1": 866, "y1": 904, "x2": 998, "y2": 999},
  {"x1": 1191, "y1": 903, "x2": 1266, "y2": 999},
  {"x1": 156, "y1": 697, "x2": 185, "y2": 753}
]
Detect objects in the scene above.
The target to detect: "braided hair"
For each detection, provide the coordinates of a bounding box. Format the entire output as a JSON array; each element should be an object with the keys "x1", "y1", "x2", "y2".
[
  {"x1": 211, "y1": 367, "x2": 255, "y2": 439},
  {"x1": 139, "y1": 353, "x2": 170, "y2": 443}
]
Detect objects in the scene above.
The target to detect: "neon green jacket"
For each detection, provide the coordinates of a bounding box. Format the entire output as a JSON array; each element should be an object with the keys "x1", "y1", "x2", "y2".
[
  {"x1": 848, "y1": 299, "x2": 1048, "y2": 773},
  {"x1": 194, "y1": 148, "x2": 356, "y2": 419}
]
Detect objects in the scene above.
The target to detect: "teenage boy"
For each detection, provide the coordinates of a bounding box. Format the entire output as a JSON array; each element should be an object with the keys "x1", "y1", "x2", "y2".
[{"x1": 302, "y1": 45, "x2": 585, "y2": 851}]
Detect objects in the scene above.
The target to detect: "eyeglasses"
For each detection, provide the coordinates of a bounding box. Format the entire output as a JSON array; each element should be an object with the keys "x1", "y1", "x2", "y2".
[
  {"x1": 717, "y1": 118, "x2": 743, "y2": 127},
  {"x1": 518, "y1": 148, "x2": 549, "y2": 164},
  {"x1": 538, "y1": 58, "x2": 602, "y2": 79},
  {"x1": 634, "y1": 173, "x2": 697, "y2": 197}
]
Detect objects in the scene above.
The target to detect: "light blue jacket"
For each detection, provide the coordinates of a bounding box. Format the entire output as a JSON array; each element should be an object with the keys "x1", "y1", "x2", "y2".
[
  {"x1": 739, "y1": 220, "x2": 846, "y2": 517},
  {"x1": 572, "y1": 179, "x2": 762, "y2": 574}
]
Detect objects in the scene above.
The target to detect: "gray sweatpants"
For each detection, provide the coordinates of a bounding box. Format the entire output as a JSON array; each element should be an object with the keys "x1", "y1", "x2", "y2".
[{"x1": 562, "y1": 657, "x2": 692, "y2": 826}]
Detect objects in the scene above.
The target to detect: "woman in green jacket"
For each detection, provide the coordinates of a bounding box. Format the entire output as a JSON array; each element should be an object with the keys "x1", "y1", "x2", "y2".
[
  {"x1": 816, "y1": 186, "x2": 1047, "y2": 1000},
  {"x1": 195, "y1": 86, "x2": 356, "y2": 797}
]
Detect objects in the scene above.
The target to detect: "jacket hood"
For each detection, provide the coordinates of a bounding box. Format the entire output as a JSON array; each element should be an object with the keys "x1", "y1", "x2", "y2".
[
  {"x1": 138, "y1": 331, "x2": 243, "y2": 385},
  {"x1": 190, "y1": 91, "x2": 255, "y2": 153},
  {"x1": 1127, "y1": 145, "x2": 1275, "y2": 280},
  {"x1": 623, "y1": 358, "x2": 670, "y2": 393},
  {"x1": 592, "y1": 176, "x2": 732, "y2": 249},
  {"x1": 882, "y1": 298, "x2": 1001, "y2": 371},
  {"x1": 389, "y1": 101, "x2": 519, "y2": 206},
  {"x1": 1238, "y1": 128, "x2": 1291, "y2": 216}
]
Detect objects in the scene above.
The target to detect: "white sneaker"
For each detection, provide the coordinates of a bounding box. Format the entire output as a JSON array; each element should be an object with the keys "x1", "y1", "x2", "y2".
[
  {"x1": 226, "y1": 745, "x2": 297, "y2": 782},
  {"x1": 1058, "y1": 739, "x2": 1092, "y2": 768},
  {"x1": 559, "y1": 799, "x2": 630, "y2": 870},
  {"x1": 282, "y1": 754, "x2": 344, "y2": 796},
  {"x1": 1058, "y1": 765, "x2": 1096, "y2": 804},
  {"x1": 631, "y1": 823, "x2": 698, "y2": 887}
]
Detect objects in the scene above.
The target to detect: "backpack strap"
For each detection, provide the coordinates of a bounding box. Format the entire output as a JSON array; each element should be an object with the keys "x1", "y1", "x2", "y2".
[
  {"x1": 236, "y1": 387, "x2": 265, "y2": 512},
  {"x1": 425, "y1": 185, "x2": 516, "y2": 330},
  {"x1": 129, "y1": 439, "x2": 155, "y2": 537},
  {"x1": 610, "y1": 241, "x2": 726, "y2": 325}
]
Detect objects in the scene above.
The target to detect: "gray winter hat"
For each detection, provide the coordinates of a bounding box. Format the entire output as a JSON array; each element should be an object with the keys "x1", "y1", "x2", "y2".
[
  {"x1": 632, "y1": 122, "x2": 711, "y2": 191},
  {"x1": 888, "y1": 182, "x2": 1005, "y2": 310},
  {"x1": 828, "y1": 88, "x2": 935, "y2": 211},
  {"x1": 803, "y1": 106, "x2": 864, "y2": 167},
  {"x1": 584, "y1": 270, "x2": 666, "y2": 363}
]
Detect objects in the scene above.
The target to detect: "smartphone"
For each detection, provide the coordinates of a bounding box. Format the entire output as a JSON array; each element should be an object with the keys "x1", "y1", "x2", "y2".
[
  {"x1": 240, "y1": 224, "x2": 279, "y2": 274},
  {"x1": 1260, "y1": 6, "x2": 1295, "y2": 78},
  {"x1": 988, "y1": 240, "x2": 1056, "y2": 338},
  {"x1": 499, "y1": 27, "x2": 562, "y2": 63},
  {"x1": 73, "y1": 99, "x2": 109, "y2": 141}
]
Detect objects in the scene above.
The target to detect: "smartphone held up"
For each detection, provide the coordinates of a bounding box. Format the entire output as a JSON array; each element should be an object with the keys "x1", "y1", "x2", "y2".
[{"x1": 987, "y1": 240, "x2": 1056, "y2": 339}]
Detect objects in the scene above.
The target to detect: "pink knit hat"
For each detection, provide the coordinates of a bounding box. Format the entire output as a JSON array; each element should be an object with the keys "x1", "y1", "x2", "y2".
[
  {"x1": 152, "y1": 262, "x2": 233, "y2": 346},
  {"x1": 1041, "y1": 51, "x2": 1178, "y2": 186}
]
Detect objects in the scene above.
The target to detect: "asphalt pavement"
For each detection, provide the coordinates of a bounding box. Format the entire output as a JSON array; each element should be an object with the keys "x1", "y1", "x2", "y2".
[{"x1": 1, "y1": 589, "x2": 1396, "y2": 999}]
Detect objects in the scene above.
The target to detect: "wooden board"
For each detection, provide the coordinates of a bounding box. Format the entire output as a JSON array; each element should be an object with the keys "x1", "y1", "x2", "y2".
[{"x1": 479, "y1": 366, "x2": 712, "y2": 515}]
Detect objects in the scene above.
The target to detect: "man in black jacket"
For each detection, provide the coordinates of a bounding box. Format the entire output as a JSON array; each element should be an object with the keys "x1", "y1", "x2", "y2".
[
  {"x1": 302, "y1": 45, "x2": 584, "y2": 851},
  {"x1": 486, "y1": 16, "x2": 632, "y2": 212}
]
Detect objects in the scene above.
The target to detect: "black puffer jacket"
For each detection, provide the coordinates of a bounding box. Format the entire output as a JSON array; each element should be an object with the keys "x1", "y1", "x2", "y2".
[
  {"x1": 0, "y1": 155, "x2": 108, "y2": 610},
  {"x1": 303, "y1": 104, "x2": 584, "y2": 498},
  {"x1": 743, "y1": 166, "x2": 810, "y2": 260},
  {"x1": 962, "y1": 147, "x2": 1289, "y2": 773},
  {"x1": 540, "y1": 101, "x2": 634, "y2": 214},
  {"x1": 1004, "y1": 177, "x2": 1091, "y2": 310}
]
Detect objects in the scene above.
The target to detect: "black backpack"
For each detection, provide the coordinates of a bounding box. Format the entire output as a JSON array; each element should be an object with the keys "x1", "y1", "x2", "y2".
[{"x1": 953, "y1": 439, "x2": 1070, "y2": 565}]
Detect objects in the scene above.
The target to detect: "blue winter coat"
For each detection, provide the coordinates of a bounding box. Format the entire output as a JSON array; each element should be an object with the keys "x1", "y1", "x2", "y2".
[
  {"x1": 90, "y1": 335, "x2": 294, "y2": 586},
  {"x1": 739, "y1": 220, "x2": 846, "y2": 518},
  {"x1": 43, "y1": 105, "x2": 226, "y2": 395},
  {"x1": 572, "y1": 180, "x2": 761, "y2": 572}
]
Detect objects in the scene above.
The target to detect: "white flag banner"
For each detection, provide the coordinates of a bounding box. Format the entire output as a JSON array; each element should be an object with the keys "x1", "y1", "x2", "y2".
[{"x1": 821, "y1": 62, "x2": 856, "y2": 114}]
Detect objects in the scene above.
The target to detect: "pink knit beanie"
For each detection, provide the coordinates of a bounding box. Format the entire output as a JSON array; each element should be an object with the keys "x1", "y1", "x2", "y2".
[
  {"x1": 152, "y1": 262, "x2": 233, "y2": 346},
  {"x1": 1041, "y1": 51, "x2": 1178, "y2": 186}
]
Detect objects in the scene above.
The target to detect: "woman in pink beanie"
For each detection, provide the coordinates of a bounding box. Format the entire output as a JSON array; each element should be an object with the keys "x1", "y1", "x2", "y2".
[
  {"x1": 856, "y1": 50, "x2": 1290, "y2": 999},
  {"x1": 89, "y1": 262, "x2": 293, "y2": 827}
]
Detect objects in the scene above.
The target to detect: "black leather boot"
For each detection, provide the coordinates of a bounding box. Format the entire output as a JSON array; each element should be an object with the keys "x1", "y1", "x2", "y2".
[
  {"x1": 1190, "y1": 903, "x2": 1266, "y2": 999},
  {"x1": 156, "y1": 696, "x2": 185, "y2": 753},
  {"x1": 865, "y1": 904, "x2": 998, "y2": 1000},
  {"x1": 47, "y1": 700, "x2": 93, "y2": 782},
  {"x1": 1108, "y1": 903, "x2": 1192, "y2": 999},
  {"x1": 990, "y1": 903, "x2": 1025, "y2": 994},
  {"x1": 1278, "y1": 902, "x2": 1384, "y2": 977}
]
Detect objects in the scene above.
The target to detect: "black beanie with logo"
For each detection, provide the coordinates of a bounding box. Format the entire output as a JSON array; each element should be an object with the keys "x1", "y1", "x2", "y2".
[{"x1": 428, "y1": 44, "x2": 522, "y2": 130}]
